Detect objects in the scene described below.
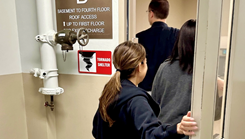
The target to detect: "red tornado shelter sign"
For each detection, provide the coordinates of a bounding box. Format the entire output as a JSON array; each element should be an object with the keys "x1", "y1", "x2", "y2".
[{"x1": 78, "y1": 50, "x2": 112, "y2": 75}]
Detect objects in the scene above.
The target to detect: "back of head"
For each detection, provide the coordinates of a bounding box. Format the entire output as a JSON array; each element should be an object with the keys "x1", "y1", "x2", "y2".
[
  {"x1": 170, "y1": 19, "x2": 196, "y2": 74},
  {"x1": 99, "y1": 41, "x2": 146, "y2": 127},
  {"x1": 113, "y1": 41, "x2": 146, "y2": 78},
  {"x1": 149, "y1": 0, "x2": 169, "y2": 19}
]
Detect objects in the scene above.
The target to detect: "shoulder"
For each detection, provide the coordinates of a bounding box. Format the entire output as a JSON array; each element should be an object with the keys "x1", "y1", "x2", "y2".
[
  {"x1": 121, "y1": 85, "x2": 148, "y2": 99},
  {"x1": 155, "y1": 60, "x2": 179, "y2": 79},
  {"x1": 136, "y1": 28, "x2": 151, "y2": 38},
  {"x1": 163, "y1": 26, "x2": 180, "y2": 37},
  {"x1": 127, "y1": 96, "x2": 152, "y2": 113},
  {"x1": 154, "y1": 61, "x2": 170, "y2": 82},
  {"x1": 160, "y1": 60, "x2": 181, "y2": 71},
  {"x1": 126, "y1": 93, "x2": 160, "y2": 116},
  {"x1": 120, "y1": 82, "x2": 159, "y2": 111},
  {"x1": 158, "y1": 60, "x2": 171, "y2": 70},
  {"x1": 169, "y1": 26, "x2": 179, "y2": 32},
  {"x1": 163, "y1": 24, "x2": 179, "y2": 32},
  {"x1": 119, "y1": 81, "x2": 151, "y2": 105}
]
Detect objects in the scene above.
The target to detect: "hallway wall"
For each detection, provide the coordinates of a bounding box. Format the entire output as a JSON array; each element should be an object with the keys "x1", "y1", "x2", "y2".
[
  {"x1": 0, "y1": 0, "x2": 28, "y2": 139},
  {"x1": 22, "y1": 73, "x2": 48, "y2": 139},
  {"x1": 1, "y1": 0, "x2": 244, "y2": 139},
  {"x1": 0, "y1": 0, "x2": 22, "y2": 75},
  {"x1": 56, "y1": 74, "x2": 109, "y2": 139},
  {"x1": 0, "y1": 0, "x2": 122, "y2": 139},
  {"x1": 0, "y1": 74, "x2": 28, "y2": 139}
]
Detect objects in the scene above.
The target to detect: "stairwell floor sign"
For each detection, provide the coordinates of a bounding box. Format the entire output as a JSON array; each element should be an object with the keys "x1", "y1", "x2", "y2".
[{"x1": 78, "y1": 50, "x2": 112, "y2": 75}]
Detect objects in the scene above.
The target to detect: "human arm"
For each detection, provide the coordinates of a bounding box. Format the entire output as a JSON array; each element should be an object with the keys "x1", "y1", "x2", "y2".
[
  {"x1": 127, "y1": 96, "x2": 197, "y2": 138},
  {"x1": 214, "y1": 77, "x2": 224, "y2": 120},
  {"x1": 217, "y1": 77, "x2": 224, "y2": 97}
]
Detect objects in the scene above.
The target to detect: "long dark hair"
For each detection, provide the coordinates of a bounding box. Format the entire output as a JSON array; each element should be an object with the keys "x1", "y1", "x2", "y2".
[
  {"x1": 169, "y1": 19, "x2": 196, "y2": 74},
  {"x1": 99, "y1": 41, "x2": 146, "y2": 127}
]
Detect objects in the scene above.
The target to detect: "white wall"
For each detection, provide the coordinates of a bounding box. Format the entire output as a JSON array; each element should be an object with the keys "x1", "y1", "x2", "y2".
[
  {"x1": 0, "y1": 1, "x2": 123, "y2": 139},
  {"x1": 15, "y1": 0, "x2": 41, "y2": 73},
  {"x1": 2, "y1": 0, "x2": 198, "y2": 76},
  {"x1": 14, "y1": 0, "x2": 119, "y2": 76},
  {"x1": 0, "y1": 0, "x2": 22, "y2": 75},
  {"x1": 1, "y1": 0, "x2": 198, "y2": 76}
]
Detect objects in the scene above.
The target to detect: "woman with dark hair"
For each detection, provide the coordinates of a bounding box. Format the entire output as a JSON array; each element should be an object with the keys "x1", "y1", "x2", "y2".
[
  {"x1": 92, "y1": 41, "x2": 198, "y2": 139},
  {"x1": 151, "y1": 19, "x2": 196, "y2": 139}
]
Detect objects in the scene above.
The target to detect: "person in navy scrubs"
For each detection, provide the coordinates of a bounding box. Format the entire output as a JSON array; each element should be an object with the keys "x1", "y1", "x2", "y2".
[{"x1": 92, "y1": 41, "x2": 198, "y2": 139}]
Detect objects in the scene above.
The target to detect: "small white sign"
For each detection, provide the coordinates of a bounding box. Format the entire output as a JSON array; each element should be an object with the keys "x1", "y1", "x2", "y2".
[{"x1": 77, "y1": 0, "x2": 88, "y2": 4}]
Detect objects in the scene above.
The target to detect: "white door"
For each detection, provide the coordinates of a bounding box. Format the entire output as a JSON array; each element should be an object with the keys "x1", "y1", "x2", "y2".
[{"x1": 192, "y1": 0, "x2": 245, "y2": 139}]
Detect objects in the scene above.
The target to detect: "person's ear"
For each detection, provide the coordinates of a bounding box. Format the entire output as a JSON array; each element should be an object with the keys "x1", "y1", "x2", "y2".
[
  {"x1": 150, "y1": 11, "x2": 154, "y2": 18},
  {"x1": 137, "y1": 62, "x2": 143, "y2": 73}
]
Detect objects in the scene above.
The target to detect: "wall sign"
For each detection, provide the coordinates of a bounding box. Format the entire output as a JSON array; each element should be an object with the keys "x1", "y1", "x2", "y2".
[
  {"x1": 78, "y1": 50, "x2": 112, "y2": 75},
  {"x1": 55, "y1": 0, "x2": 112, "y2": 39}
]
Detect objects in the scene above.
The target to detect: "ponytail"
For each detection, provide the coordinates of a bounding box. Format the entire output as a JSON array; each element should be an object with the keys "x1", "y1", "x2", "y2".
[
  {"x1": 98, "y1": 41, "x2": 146, "y2": 127},
  {"x1": 99, "y1": 70, "x2": 121, "y2": 127}
]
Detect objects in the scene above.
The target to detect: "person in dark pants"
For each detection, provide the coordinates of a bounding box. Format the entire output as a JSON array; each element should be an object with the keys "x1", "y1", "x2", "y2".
[
  {"x1": 136, "y1": 0, "x2": 179, "y2": 92},
  {"x1": 92, "y1": 41, "x2": 198, "y2": 139}
]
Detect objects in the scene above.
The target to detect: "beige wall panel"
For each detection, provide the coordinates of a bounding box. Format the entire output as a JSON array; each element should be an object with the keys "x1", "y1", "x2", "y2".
[
  {"x1": 56, "y1": 74, "x2": 110, "y2": 139},
  {"x1": 221, "y1": 0, "x2": 231, "y2": 36},
  {"x1": 119, "y1": 0, "x2": 127, "y2": 43},
  {"x1": 22, "y1": 73, "x2": 48, "y2": 139},
  {"x1": 228, "y1": 82, "x2": 245, "y2": 138},
  {"x1": 167, "y1": 0, "x2": 184, "y2": 28},
  {"x1": 136, "y1": 0, "x2": 151, "y2": 34},
  {"x1": 183, "y1": 0, "x2": 197, "y2": 21},
  {"x1": 0, "y1": 74, "x2": 28, "y2": 139}
]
